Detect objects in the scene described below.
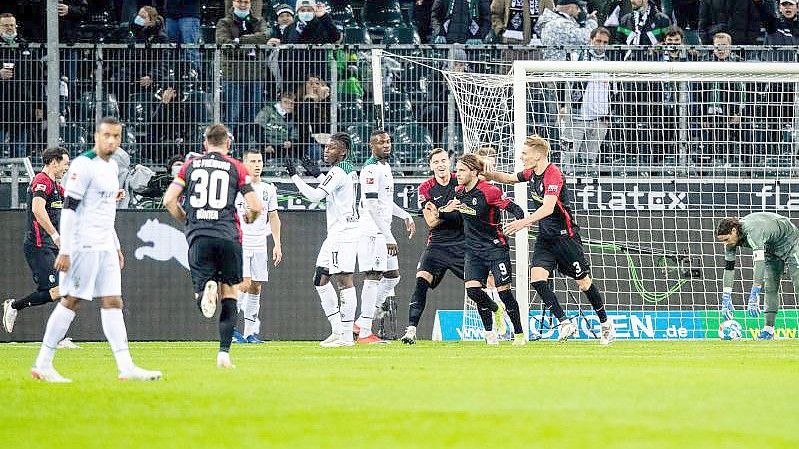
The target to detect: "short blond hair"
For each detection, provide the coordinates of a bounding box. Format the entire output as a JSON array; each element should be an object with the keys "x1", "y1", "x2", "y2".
[
  {"x1": 523, "y1": 134, "x2": 550, "y2": 154},
  {"x1": 475, "y1": 146, "x2": 497, "y2": 158}
]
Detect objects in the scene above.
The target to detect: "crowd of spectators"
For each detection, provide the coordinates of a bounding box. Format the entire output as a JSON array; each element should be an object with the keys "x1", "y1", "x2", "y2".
[{"x1": 0, "y1": 0, "x2": 798, "y2": 177}]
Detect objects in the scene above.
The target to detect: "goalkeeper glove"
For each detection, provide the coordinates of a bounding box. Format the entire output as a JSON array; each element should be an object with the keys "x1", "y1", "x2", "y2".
[
  {"x1": 285, "y1": 159, "x2": 297, "y2": 177},
  {"x1": 301, "y1": 157, "x2": 322, "y2": 178},
  {"x1": 747, "y1": 285, "x2": 762, "y2": 317},
  {"x1": 720, "y1": 291, "x2": 734, "y2": 321}
]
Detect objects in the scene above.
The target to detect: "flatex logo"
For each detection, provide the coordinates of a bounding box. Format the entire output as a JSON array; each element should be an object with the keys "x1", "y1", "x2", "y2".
[{"x1": 575, "y1": 185, "x2": 688, "y2": 211}]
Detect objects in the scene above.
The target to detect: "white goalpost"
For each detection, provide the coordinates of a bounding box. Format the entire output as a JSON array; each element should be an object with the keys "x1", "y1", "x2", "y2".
[{"x1": 377, "y1": 50, "x2": 799, "y2": 341}]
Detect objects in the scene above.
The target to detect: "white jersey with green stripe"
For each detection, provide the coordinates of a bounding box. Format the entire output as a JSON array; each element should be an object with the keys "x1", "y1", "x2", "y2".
[
  {"x1": 358, "y1": 156, "x2": 394, "y2": 237},
  {"x1": 320, "y1": 162, "x2": 360, "y2": 241}
]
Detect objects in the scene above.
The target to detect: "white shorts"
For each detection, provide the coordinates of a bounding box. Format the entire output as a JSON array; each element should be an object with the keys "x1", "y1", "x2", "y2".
[
  {"x1": 59, "y1": 250, "x2": 122, "y2": 300},
  {"x1": 357, "y1": 234, "x2": 399, "y2": 273},
  {"x1": 242, "y1": 248, "x2": 269, "y2": 282},
  {"x1": 316, "y1": 237, "x2": 357, "y2": 274}
]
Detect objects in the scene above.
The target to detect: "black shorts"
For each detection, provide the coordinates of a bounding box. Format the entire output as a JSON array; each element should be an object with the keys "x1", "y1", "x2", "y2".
[
  {"x1": 464, "y1": 251, "x2": 513, "y2": 287},
  {"x1": 416, "y1": 243, "x2": 465, "y2": 289},
  {"x1": 531, "y1": 234, "x2": 590, "y2": 280},
  {"x1": 24, "y1": 241, "x2": 58, "y2": 291},
  {"x1": 188, "y1": 236, "x2": 243, "y2": 294}
]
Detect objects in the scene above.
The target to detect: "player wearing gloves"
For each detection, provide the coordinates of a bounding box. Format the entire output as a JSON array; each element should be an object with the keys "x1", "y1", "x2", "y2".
[
  {"x1": 287, "y1": 134, "x2": 360, "y2": 347},
  {"x1": 716, "y1": 212, "x2": 799, "y2": 340}
]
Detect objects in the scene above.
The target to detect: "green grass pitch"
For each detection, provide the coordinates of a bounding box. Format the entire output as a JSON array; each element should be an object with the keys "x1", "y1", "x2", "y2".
[{"x1": 2, "y1": 340, "x2": 797, "y2": 449}]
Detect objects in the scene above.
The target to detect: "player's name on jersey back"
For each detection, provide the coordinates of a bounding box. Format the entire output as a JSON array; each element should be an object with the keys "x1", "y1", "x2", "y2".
[{"x1": 197, "y1": 209, "x2": 220, "y2": 220}]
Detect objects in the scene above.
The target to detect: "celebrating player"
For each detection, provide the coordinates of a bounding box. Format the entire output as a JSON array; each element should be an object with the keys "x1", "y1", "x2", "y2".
[
  {"x1": 163, "y1": 124, "x2": 263, "y2": 368},
  {"x1": 355, "y1": 130, "x2": 415, "y2": 343},
  {"x1": 483, "y1": 135, "x2": 615, "y2": 345},
  {"x1": 288, "y1": 133, "x2": 360, "y2": 347},
  {"x1": 234, "y1": 148, "x2": 282, "y2": 344},
  {"x1": 3, "y1": 148, "x2": 71, "y2": 335},
  {"x1": 716, "y1": 212, "x2": 799, "y2": 340},
  {"x1": 400, "y1": 148, "x2": 463, "y2": 344},
  {"x1": 31, "y1": 117, "x2": 161, "y2": 382},
  {"x1": 435, "y1": 153, "x2": 526, "y2": 345}
]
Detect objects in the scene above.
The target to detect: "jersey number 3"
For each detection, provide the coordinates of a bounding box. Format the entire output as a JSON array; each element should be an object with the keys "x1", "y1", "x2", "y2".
[{"x1": 189, "y1": 169, "x2": 230, "y2": 209}]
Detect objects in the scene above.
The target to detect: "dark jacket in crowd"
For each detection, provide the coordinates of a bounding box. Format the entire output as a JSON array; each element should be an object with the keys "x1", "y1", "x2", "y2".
[
  {"x1": 0, "y1": 36, "x2": 44, "y2": 122},
  {"x1": 431, "y1": 0, "x2": 491, "y2": 43},
  {"x1": 111, "y1": 17, "x2": 170, "y2": 101},
  {"x1": 215, "y1": 10, "x2": 272, "y2": 82},
  {"x1": 13, "y1": 0, "x2": 88, "y2": 43},
  {"x1": 282, "y1": 13, "x2": 341, "y2": 43},
  {"x1": 155, "y1": 0, "x2": 202, "y2": 19},
  {"x1": 698, "y1": 0, "x2": 763, "y2": 44},
  {"x1": 756, "y1": 0, "x2": 799, "y2": 46}
]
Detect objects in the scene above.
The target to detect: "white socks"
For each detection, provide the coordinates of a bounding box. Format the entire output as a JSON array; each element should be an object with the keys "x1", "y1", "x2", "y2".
[
  {"x1": 358, "y1": 280, "x2": 380, "y2": 338},
  {"x1": 339, "y1": 287, "x2": 357, "y2": 343},
  {"x1": 236, "y1": 291, "x2": 246, "y2": 313},
  {"x1": 316, "y1": 283, "x2": 342, "y2": 335},
  {"x1": 375, "y1": 276, "x2": 401, "y2": 310},
  {"x1": 243, "y1": 292, "x2": 261, "y2": 337},
  {"x1": 34, "y1": 303, "x2": 75, "y2": 370},
  {"x1": 101, "y1": 308, "x2": 135, "y2": 374}
]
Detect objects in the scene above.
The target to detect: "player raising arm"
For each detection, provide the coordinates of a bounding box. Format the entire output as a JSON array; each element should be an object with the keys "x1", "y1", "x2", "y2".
[
  {"x1": 287, "y1": 133, "x2": 360, "y2": 347},
  {"x1": 482, "y1": 135, "x2": 614, "y2": 344},
  {"x1": 163, "y1": 124, "x2": 262, "y2": 368},
  {"x1": 716, "y1": 212, "x2": 799, "y2": 340},
  {"x1": 435, "y1": 153, "x2": 526, "y2": 345}
]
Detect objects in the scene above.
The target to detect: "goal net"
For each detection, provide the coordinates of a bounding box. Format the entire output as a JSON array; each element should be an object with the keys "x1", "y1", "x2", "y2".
[{"x1": 384, "y1": 51, "x2": 799, "y2": 341}]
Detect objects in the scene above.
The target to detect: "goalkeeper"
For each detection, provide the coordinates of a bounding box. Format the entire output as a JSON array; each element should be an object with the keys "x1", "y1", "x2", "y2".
[{"x1": 716, "y1": 212, "x2": 799, "y2": 340}]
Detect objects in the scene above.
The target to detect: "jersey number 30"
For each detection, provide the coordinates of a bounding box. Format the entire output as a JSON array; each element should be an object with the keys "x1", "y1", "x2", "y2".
[{"x1": 189, "y1": 169, "x2": 230, "y2": 209}]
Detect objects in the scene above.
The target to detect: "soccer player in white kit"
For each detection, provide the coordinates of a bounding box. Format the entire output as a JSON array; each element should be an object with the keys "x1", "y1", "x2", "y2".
[
  {"x1": 31, "y1": 117, "x2": 161, "y2": 382},
  {"x1": 235, "y1": 149, "x2": 282, "y2": 343},
  {"x1": 288, "y1": 133, "x2": 360, "y2": 346},
  {"x1": 355, "y1": 130, "x2": 415, "y2": 344}
]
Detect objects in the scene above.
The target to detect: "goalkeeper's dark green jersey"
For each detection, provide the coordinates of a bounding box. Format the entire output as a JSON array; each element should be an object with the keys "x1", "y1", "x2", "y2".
[{"x1": 723, "y1": 212, "x2": 799, "y2": 288}]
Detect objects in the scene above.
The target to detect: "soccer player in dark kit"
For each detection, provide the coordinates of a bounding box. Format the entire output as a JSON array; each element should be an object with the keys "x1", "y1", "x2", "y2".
[
  {"x1": 163, "y1": 124, "x2": 263, "y2": 368},
  {"x1": 400, "y1": 148, "x2": 464, "y2": 344},
  {"x1": 433, "y1": 153, "x2": 527, "y2": 345},
  {"x1": 4, "y1": 147, "x2": 70, "y2": 334},
  {"x1": 483, "y1": 135, "x2": 615, "y2": 344}
]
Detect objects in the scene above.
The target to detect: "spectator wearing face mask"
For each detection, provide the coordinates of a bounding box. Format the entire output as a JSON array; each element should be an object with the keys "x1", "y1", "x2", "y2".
[
  {"x1": 216, "y1": 0, "x2": 274, "y2": 146},
  {"x1": 279, "y1": 1, "x2": 341, "y2": 91}
]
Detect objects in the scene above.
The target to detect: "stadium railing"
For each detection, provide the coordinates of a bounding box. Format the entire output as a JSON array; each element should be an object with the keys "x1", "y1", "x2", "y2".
[{"x1": 1, "y1": 43, "x2": 798, "y2": 209}]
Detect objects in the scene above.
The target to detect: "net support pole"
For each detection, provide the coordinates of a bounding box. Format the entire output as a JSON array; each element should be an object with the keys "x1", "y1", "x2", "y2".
[
  {"x1": 512, "y1": 62, "x2": 530, "y2": 340},
  {"x1": 370, "y1": 48, "x2": 385, "y2": 129},
  {"x1": 46, "y1": 3, "x2": 60, "y2": 149}
]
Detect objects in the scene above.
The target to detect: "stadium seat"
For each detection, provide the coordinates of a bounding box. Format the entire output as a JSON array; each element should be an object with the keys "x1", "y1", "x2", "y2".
[
  {"x1": 362, "y1": 0, "x2": 403, "y2": 42},
  {"x1": 382, "y1": 26, "x2": 416, "y2": 45},
  {"x1": 391, "y1": 123, "x2": 433, "y2": 165},
  {"x1": 383, "y1": 91, "x2": 415, "y2": 125},
  {"x1": 331, "y1": 4, "x2": 359, "y2": 28},
  {"x1": 59, "y1": 124, "x2": 90, "y2": 156},
  {"x1": 346, "y1": 123, "x2": 373, "y2": 164},
  {"x1": 342, "y1": 26, "x2": 370, "y2": 44}
]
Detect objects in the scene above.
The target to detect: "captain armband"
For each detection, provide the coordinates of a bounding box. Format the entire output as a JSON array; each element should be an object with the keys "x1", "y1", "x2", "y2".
[
  {"x1": 240, "y1": 183, "x2": 255, "y2": 195},
  {"x1": 64, "y1": 196, "x2": 81, "y2": 211},
  {"x1": 753, "y1": 250, "x2": 765, "y2": 262}
]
